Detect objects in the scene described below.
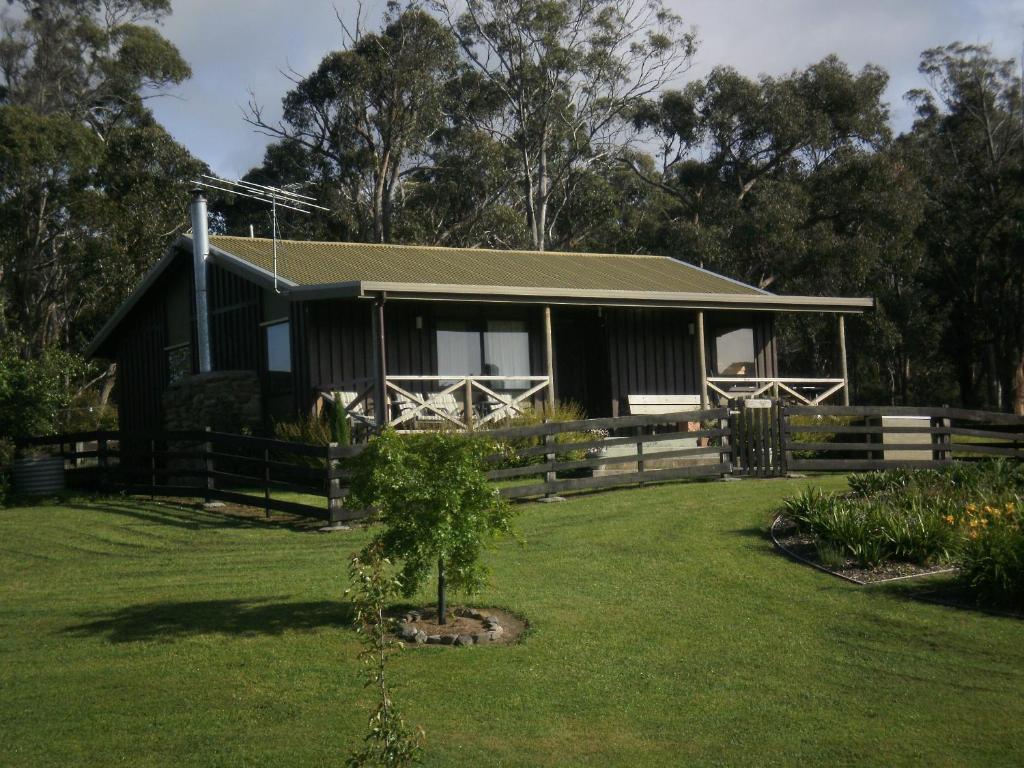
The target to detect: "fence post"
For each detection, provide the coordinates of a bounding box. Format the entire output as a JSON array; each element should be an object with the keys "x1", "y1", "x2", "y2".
[
  {"x1": 543, "y1": 427, "x2": 558, "y2": 499},
  {"x1": 719, "y1": 412, "x2": 732, "y2": 477},
  {"x1": 934, "y1": 415, "x2": 952, "y2": 464},
  {"x1": 774, "y1": 400, "x2": 788, "y2": 477},
  {"x1": 150, "y1": 437, "x2": 156, "y2": 501},
  {"x1": 264, "y1": 447, "x2": 271, "y2": 518},
  {"x1": 636, "y1": 429, "x2": 646, "y2": 487},
  {"x1": 204, "y1": 427, "x2": 214, "y2": 503},
  {"x1": 97, "y1": 431, "x2": 108, "y2": 494},
  {"x1": 327, "y1": 442, "x2": 345, "y2": 523},
  {"x1": 464, "y1": 378, "x2": 474, "y2": 430},
  {"x1": 774, "y1": 405, "x2": 790, "y2": 479}
]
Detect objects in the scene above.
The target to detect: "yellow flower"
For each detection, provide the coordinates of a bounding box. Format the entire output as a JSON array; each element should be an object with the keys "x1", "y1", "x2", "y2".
[{"x1": 944, "y1": 514, "x2": 956, "y2": 525}]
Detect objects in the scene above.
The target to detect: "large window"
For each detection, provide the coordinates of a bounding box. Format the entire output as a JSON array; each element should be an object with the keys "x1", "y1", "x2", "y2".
[
  {"x1": 715, "y1": 327, "x2": 755, "y2": 377},
  {"x1": 437, "y1": 319, "x2": 531, "y2": 389},
  {"x1": 263, "y1": 320, "x2": 292, "y2": 373}
]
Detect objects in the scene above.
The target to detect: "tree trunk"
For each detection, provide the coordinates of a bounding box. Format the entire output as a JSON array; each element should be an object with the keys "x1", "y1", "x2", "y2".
[
  {"x1": 437, "y1": 557, "x2": 446, "y2": 625},
  {"x1": 1014, "y1": 351, "x2": 1024, "y2": 417}
]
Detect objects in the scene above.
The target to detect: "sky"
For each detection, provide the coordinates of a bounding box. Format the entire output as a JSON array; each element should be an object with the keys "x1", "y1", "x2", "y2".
[{"x1": 146, "y1": 0, "x2": 1024, "y2": 178}]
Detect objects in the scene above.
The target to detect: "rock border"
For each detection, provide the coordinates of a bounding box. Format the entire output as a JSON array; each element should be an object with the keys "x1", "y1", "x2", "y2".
[{"x1": 396, "y1": 608, "x2": 510, "y2": 647}]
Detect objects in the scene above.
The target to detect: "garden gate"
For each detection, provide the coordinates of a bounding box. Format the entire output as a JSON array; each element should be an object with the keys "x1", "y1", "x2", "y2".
[{"x1": 730, "y1": 399, "x2": 786, "y2": 477}]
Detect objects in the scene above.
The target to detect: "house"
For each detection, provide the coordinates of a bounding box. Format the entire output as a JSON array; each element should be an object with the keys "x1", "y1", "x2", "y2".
[{"x1": 86, "y1": 194, "x2": 873, "y2": 433}]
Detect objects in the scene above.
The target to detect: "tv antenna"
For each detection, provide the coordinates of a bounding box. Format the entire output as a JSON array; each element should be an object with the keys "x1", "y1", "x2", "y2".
[{"x1": 191, "y1": 174, "x2": 328, "y2": 293}]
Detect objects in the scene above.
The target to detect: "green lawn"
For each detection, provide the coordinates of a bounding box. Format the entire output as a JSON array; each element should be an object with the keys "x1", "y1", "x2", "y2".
[{"x1": 2, "y1": 477, "x2": 1023, "y2": 767}]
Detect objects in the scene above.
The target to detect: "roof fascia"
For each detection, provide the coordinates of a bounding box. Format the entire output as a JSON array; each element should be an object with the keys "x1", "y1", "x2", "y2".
[{"x1": 296, "y1": 280, "x2": 873, "y2": 313}]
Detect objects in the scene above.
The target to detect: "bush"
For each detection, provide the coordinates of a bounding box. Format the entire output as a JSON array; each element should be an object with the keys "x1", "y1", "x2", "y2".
[
  {"x1": 483, "y1": 399, "x2": 601, "y2": 468},
  {"x1": 0, "y1": 338, "x2": 89, "y2": 441},
  {"x1": 956, "y1": 500, "x2": 1024, "y2": 609},
  {"x1": 273, "y1": 414, "x2": 332, "y2": 469},
  {"x1": 786, "y1": 414, "x2": 858, "y2": 459}
]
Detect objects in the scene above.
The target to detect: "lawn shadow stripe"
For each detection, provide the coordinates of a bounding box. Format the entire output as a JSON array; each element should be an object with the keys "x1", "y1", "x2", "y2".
[{"x1": 63, "y1": 598, "x2": 355, "y2": 643}]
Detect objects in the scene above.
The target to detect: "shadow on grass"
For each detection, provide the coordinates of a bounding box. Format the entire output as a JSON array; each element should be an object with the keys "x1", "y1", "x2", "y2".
[
  {"x1": 873, "y1": 576, "x2": 1024, "y2": 621},
  {"x1": 64, "y1": 598, "x2": 355, "y2": 643},
  {"x1": 63, "y1": 499, "x2": 322, "y2": 533}
]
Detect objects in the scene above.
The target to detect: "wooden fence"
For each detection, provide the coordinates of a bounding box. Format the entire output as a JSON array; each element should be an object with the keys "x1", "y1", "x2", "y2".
[
  {"x1": 16, "y1": 429, "x2": 362, "y2": 523},
  {"x1": 782, "y1": 405, "x2": 1024, "y2": 472},
  {"x1": 12, "y1": 404, "x2": 1024, "y2": 522}
]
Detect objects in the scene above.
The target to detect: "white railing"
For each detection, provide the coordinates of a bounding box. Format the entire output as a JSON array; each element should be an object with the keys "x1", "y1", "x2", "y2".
[
  {"x1": 706, "y1": 377, "x2": 846, "y2": 406},
  {"x1": 385, "y1": 375, "x2": 551, "y2": 429}
]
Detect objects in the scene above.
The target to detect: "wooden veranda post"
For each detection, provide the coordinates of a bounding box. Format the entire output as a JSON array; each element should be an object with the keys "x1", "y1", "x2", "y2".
[
  {"x1": 838, "y1": 315, "x2": 850, "y2": 406},
  {"x1": 542, "y1": 305, "x2": 556, "y2": 405},
  {"x1": 372, "y1": 295, "x2": 387, "y2": 428},
  {"x1": 697, "y1": 311, "x2": 709, "y2": 409}
]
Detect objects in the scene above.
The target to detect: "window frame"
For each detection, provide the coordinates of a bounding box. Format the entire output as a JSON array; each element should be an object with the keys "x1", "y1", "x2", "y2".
[{"x1": 261, "y1": 317, "x2": 292, "y2": 374}]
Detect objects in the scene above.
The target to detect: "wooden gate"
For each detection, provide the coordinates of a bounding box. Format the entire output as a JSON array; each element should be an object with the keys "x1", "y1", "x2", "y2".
[{"x1": 730, "y1": 399, "x2": 786, "y2": 477}]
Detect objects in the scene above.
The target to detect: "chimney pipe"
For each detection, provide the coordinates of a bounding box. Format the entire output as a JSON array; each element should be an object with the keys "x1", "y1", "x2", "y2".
[{"x1": 190, "y1": 189, "x2": 213, "y2": 373}]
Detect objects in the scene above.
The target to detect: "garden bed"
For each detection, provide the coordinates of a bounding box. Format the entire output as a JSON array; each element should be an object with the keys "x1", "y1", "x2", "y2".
[
  {"x1": 770, "y1": 513, "x2": 957, "y2": 584},
  {"x1": 776, "y1": 461, "x2": 1023, "y2": 609}
]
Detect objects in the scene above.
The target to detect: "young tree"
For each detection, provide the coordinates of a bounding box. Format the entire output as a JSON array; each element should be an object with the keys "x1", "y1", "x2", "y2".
[
  {"x1": 346, "y1": 546, "x2": 423, "y2": 768},
  {"x1": 348, "y1": 430, "x2": 514, "y2": 625},
  {"x1": 434, "y1": 0, "x2": 696, "y2": 250}
]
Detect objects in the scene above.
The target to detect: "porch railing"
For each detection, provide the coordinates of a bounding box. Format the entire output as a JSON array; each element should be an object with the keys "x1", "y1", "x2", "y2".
[
  {"x1": 707, "y1": 377, "x2": 846, "y2": 406},
  {"x1": 320, "y1": 375, "x2": 553, "y2": 430},
  {"x1": 385, "y1": 375, "x2": 552, "y2": 429}
]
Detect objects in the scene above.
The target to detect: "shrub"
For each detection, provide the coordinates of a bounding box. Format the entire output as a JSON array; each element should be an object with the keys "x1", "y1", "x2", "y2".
[
  {"x1": 0, "y1": 338, "x2": 89, "y2": 441},
  {"x1": 483, "y1": 399, "x2": 602, "y2": 469},
  {"x1": 956, "y1": 500, "x2": 1024, "y2": 609},
  {"x1": 786, "y1": 414, "x2": 858, "y2": 459}
]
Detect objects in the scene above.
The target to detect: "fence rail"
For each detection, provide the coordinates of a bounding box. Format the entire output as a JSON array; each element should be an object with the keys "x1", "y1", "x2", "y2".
[
  {"x1": 11, "y1": 404, "x2": 1024, "y2": 521},
  {"x1": 15, "y1": 429, "x2": 355, "y2": 523}
]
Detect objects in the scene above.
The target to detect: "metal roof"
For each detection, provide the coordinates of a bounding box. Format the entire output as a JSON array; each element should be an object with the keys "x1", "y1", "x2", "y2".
[
  {"x1": 86, "y1": 235, "x2": 874, "y2": 358},
  {"x1": 208, "y1": 236, "x2": 767, "y2": 295}
]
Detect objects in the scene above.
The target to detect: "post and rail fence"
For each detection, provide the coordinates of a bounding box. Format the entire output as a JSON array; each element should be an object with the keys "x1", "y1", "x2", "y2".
[{"x1": 10, "y1": 404, "x2": 1023, "y2": 522}]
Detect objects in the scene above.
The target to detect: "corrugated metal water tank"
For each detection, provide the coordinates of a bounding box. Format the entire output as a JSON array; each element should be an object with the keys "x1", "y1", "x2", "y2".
[{"x1": 12, "y1": 455, "x2": 65, "y2": 495}]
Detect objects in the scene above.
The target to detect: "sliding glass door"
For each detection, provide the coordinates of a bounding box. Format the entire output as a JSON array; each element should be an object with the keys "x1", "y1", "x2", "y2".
[{"x1": 437, "y1": 319, "x2": 531, "y2": 389}]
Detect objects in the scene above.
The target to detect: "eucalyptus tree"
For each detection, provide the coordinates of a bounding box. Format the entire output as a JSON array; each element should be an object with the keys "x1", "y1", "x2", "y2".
[
  {"x1": 630, "y1": 57, "x2": 891, "y2": 288},
  {"x1": 433, "y1": 0, "x2": 696, "y2": 251},
  {"x1": 246, "y1": 4, "x2": 461, "y2": 243},
  {"x1": 904, "y1": 43, "x2": 1024, "y2": 411},
  {"x1": 0, "y1": 0, "x2": 200, "y2": 357}
]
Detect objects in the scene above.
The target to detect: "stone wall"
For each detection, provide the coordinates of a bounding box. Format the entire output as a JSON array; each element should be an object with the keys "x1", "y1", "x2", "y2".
[{"x1": 162, "y1": 370, "x2": 263, "y2": 432}]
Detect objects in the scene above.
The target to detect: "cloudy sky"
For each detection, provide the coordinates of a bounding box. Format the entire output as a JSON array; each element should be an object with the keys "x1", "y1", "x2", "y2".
[{"x1": 147, "y1": 0, "x2": 1024, "y2": 178}]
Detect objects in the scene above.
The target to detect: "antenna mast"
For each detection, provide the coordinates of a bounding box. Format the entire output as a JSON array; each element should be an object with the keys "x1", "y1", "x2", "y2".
[{"x1": 191, "y1": 174, "x2": 328, "y2": 293}]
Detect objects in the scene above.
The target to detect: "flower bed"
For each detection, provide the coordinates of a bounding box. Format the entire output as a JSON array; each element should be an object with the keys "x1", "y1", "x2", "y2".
[{"x1": 778, "y1": 461, "x2": 1024, "y2": 608}]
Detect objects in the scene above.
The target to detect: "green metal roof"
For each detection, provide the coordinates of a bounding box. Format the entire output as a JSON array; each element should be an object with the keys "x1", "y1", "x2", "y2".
[{"x1": 207, "y1": 236, "x2": 765, "y2": 295}]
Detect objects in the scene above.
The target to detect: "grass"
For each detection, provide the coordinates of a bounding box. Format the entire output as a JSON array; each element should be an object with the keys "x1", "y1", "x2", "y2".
[{"x1": 2, "y1": 477, "x2": 1024, "y2": 767}]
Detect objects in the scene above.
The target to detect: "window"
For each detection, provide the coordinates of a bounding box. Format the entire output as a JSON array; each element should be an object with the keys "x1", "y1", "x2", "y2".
[
  {"x1": 437, "y1": 320, "x2": 482, "y2": 382},
  {"x1": 166, "y1": 343, "x2": 191, "y2": 384},
  {"x1": 264, "y1": 320, "x2": 292, "y2": 373},
  {"x1": 715, "y1": 327, "x2": 755, "y2": 376},
  {"x1": 437, "y1": 318, "x2": 531, "y2": 390}
]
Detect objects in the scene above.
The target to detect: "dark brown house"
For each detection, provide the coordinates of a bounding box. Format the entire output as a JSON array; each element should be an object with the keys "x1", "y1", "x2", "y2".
[{"x1": 87, "y1": 233, "x2": 872, "y2": 433}]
